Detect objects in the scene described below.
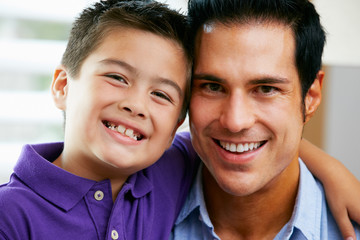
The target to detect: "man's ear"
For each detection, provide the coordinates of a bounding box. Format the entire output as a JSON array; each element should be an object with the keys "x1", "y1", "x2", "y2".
[
  {"x1": 304, "y1": 70, "x2": 324, "y2": 123},
  {"x1": 51, "y1": 65, "x2": 69, "y2": 111},
  {"x1": 166, "y1": 118, "x2": 186, "y2": 149}
]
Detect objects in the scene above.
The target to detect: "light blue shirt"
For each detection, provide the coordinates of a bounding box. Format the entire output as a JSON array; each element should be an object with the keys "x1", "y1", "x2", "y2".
[{"x1": 171, "y1": 159, "x2": 360, "y2": 240}]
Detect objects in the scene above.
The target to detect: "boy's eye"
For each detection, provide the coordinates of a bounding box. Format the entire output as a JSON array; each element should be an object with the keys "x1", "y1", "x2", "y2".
[
  {"x1": 152, "y1": 91, "x2": 172, "y2": 103},
  {"x1": 106, "y1": 74, "x2": 127, "y2": 83}
]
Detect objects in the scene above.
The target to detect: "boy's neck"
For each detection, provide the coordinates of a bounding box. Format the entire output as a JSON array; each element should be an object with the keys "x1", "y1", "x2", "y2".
[{"x1": 53, "y1": 153, "x2": 127, "y2": 202}]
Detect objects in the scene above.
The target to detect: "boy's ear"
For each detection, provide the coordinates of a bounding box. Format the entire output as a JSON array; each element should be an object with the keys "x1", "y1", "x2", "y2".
[
  {"x1": 166, "y1": 118, "x2": 186, "y2": 149},
  {"x1": 304, "y1": 70, "x2": 324, "y2": 123},
  {"x1": 51, "y1": 65, "x2": 69, "y2": 110}
]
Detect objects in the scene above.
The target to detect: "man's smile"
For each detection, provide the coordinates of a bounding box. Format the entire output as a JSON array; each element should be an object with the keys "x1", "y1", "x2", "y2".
[{"x1": 218, "y1": 140, "x2": 267, "y2": 153}]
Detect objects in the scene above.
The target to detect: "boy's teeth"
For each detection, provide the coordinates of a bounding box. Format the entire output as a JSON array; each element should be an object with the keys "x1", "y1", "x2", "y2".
[
  {"x1": 125, "y1": 129, "x2": 134, "y2": 137},
  {"x1": 105, "y1": 121, "x2": 142, "y2": 140},
  {"x1": 117, "y1": 125, "x2": 126, "y2": 134},
  {"x1": 220, "y1": 141, "x2": 261, "y2": 153}
]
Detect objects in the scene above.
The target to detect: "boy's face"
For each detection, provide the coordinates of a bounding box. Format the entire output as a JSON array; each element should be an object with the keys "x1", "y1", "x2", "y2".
[{"x1": 52, "y1": 27, "x2": 188, "y2": 180}]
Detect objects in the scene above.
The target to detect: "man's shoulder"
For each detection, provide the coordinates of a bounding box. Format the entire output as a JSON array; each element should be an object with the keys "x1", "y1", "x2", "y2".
[{"x1": 309, "y1": 177, "x2": 360, "y2": 239}]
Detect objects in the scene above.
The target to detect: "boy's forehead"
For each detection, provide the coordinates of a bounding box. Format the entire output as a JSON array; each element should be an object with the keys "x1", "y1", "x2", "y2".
[
  {"x1": 81, "y1": 27, "x2": 188, "y2": 81},
  {"x1": 100, "y1": 26, "x2": 187, "y2": 55}
]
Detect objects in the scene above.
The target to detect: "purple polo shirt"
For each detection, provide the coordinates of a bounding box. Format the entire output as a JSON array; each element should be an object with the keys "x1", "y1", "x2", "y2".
[{"x1": 0, "y1": 132, "x2": 199, "y2": 240}]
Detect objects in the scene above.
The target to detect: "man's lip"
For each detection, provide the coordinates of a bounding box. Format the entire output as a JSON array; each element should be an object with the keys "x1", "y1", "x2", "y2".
[
  {"x1": 210, "y1": 138, "x2": 268, "y2": 165},
  {"x1": 214, "y1": 139, "x2": 267, "y2": 154}
]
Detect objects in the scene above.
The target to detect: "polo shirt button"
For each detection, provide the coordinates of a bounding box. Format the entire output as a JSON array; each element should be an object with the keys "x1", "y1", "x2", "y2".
[
  {"x1": 94, "y1": 190, "x2": 104, "y2": 201},
  {"x1": 111, "y1": 230, "x2": 119, "y2": 239}
]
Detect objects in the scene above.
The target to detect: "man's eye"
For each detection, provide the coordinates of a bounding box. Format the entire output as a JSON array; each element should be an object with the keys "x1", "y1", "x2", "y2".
[
  {"x1": 257, "y1": 86, "x2": 277, "y2": 95},
  {"x1": 203, "y1": 83, "x2": 223, "y2": 92},
  {"x1": 152, "y1": 91, "x2": 172, "y2": 102}
]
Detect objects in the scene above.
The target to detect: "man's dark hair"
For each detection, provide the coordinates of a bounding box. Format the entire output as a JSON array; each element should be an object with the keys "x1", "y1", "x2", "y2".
[
  {"x1": 62, "y1": 0, "x2": 192, "y2": 120},
  {"x1": 188, "y1": 0, "x2": 326, "y2": 102}
]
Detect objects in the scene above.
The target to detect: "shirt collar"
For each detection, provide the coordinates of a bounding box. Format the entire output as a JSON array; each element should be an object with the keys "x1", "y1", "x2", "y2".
[
  {"x1": 14, "y1": 142, "x2": 153, "y2": 212},
  {"x1": 175, "y1": 159, "x2": 323, "y2": 240},
  {"x1": 126, "y1": 168, "x2": 153, "y2": 198},
  {"x1": 175, "y1": 163, "x2": 214, "y2": 229},
  {"x1": 280, "y1": 159, "x2": 323, "y2": 240}
]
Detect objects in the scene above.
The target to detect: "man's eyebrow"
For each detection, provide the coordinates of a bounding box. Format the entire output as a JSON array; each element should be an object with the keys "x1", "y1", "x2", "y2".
[
  {"x1": 100, "y1": 58, "x2": 183, "y2": 97},
  {"x1": 192, "y1": 73, "x2": 225, "y2": 83},
  {"x1": 193, "y1": 74, "x2": 289, "y2": 85},
  {"x1": 249, "y1": 77, "x2": 290, "y2": 85}
]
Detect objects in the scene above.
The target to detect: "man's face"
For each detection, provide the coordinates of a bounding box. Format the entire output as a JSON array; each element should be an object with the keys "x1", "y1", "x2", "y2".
[{"x1": 189, "y1": 22, "x2": 315, "y2": 197}]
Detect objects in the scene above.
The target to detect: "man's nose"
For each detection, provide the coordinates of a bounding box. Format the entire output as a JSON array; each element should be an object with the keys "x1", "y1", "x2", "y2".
[{"x1": 219, "y1": 93, "x2": 255, "y2": 133}]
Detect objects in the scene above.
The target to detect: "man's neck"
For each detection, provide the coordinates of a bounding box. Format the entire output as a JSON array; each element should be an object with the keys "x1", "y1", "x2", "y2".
[{"x1": 202, "y1": 159, "x2": 300, "y2": 240}]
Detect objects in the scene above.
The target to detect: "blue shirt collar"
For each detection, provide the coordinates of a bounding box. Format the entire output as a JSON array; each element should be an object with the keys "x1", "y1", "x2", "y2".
[
  {"x1": 175, "y1": 159, "x2": 324, "y2": 240},
  {"x1": 277, "y1": 159, "x2": 323, "y2": 240},
  {"x1": 174, "y1": 163, "x2": 220, "y2": 238}
]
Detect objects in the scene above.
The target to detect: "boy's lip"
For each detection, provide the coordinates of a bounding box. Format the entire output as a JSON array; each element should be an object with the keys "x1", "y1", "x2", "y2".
[{"x1": 102, "y1": 119, "x2": 147, "y2": 141}]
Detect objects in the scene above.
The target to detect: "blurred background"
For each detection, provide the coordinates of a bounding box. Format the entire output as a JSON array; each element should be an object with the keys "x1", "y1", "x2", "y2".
[{"x1": 0, "y1": 0, "x2": 359, "y2": 184}]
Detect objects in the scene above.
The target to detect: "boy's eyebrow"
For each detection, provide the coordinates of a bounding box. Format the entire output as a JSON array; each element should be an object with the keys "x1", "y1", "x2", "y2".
[
  {"x1": 100, "y1": 58, "x2": 183, "y2": 97},
  {"x1": 157, "y1": 78, "x2": 183, "y2": 97},
  {"x1": 100, "y1": 59, "x2": 137, "y2": 74}
]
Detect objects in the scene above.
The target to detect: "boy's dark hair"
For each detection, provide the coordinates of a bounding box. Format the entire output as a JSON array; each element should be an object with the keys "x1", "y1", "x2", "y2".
[
  {"x1": 187, "y1": 0, "x2": 326, "y2": 102},
  {"x1": 62, "y1": 0, "x2": 192, "y2": 120}
]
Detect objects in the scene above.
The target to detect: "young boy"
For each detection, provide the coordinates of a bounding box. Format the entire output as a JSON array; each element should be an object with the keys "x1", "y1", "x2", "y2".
[
  {"x1": 0, "y1": 1, "x2": 197, "y2": 239},
  {"x1": 0, "y1": 1, "x2": 360, "y2": 240}
]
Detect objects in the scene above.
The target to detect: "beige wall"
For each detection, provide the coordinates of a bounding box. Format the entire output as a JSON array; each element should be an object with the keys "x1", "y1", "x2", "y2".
[{"x1": 313, "y1": 0, "x2": 360, "y2": 66}]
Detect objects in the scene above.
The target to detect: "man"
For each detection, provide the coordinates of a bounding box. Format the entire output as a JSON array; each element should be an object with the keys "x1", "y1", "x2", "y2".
[{"x1": 171, "y1": 0, "x2": 360, "y2": 239}]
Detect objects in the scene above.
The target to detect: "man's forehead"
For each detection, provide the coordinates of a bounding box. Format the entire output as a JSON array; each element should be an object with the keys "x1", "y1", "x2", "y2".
[
  {"x1": 194, "y1": 21, "x2": 299, "y2": 85},
  {"x1": 203, "y1": 22, "x2": 216, "y2": 33}
]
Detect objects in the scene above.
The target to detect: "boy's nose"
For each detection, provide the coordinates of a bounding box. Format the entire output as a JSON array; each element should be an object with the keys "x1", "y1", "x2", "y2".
[
  {"x1": 122, "y1": 106, "x2": 146, "y2": 118},
  {"x1": 118, "y1": 93, "x2": 148, "y2": 119}
]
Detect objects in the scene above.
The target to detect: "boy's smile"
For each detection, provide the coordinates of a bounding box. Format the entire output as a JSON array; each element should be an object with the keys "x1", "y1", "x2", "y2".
[
  {"x1": 52, "y1": 27, "x2": 188, "y2": 185},
  {"x1": 103, "y1": 120, "x2": 144, "y2": 141}
]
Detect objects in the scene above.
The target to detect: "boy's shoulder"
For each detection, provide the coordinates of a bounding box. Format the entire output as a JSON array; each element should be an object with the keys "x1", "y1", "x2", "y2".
[
  {"x1": 0, "y1": 176, "x2": 42, "y2": 237},
  {"x1": 170, "y1": 131, "x2": 194, "y2": 156},
  {"x1": 173, "y1": 131, "x2": 191, "y2": 146},
  {"x1": 156, "y1": 131, "x2": 197, "y2": 168},
  {"x1": 0, "y1": 174, "x2": 45, "y2": 213}
]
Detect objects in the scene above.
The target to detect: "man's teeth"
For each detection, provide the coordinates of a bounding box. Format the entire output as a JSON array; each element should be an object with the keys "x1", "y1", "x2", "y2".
[
  {"x1": 219, "y1": 141, "x2": 261, "y2": 153},
  {"x1": 105, "y1": 122, "x2": 142, "y2": 140}
]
